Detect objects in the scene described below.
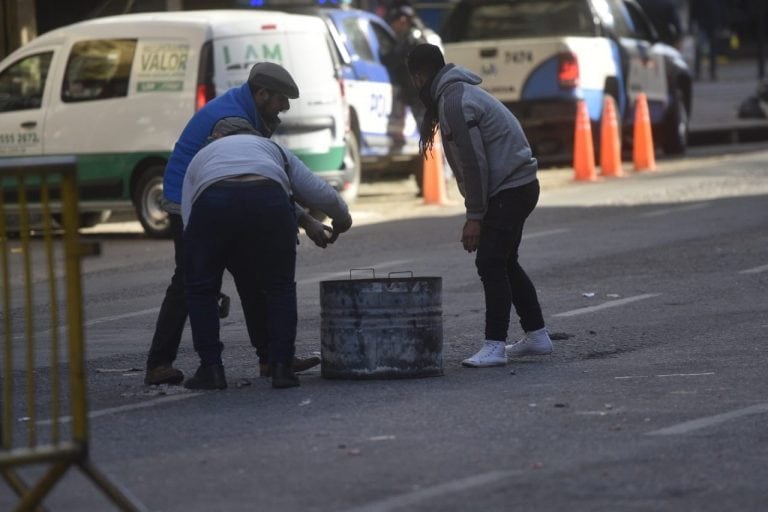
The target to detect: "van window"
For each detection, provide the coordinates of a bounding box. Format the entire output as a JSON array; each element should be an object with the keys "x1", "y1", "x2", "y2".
[
  {"x1": 62, "y1": 39, "x2": 137, "y2": 102},
  {"x1": 342, "y1": 18, "x2": 375, "y2": 62},
  {"x1": 0, "y1": 52, "x2": 53, "y2": 112}
]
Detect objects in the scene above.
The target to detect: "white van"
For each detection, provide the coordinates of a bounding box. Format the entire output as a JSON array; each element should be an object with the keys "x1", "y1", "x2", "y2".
[{"x1": 0, "y1": 10, "x2": 355, "y2": 237}]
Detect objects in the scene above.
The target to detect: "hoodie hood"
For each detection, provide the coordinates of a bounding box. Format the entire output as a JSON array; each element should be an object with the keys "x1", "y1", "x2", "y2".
[{"x1": 431, "y1": 64, "x2": 483, "y2": 100}]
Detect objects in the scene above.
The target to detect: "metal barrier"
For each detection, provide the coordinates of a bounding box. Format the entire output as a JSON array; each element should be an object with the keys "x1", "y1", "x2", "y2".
[{"x1": 0, "y1": 157, "x2": 145, "y2": 511}]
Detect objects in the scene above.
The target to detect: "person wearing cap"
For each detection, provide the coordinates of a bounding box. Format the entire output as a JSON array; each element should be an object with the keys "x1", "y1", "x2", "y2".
[
  {"x1": 144, "y1": 62, "x2": 326, "y2": 386},
  {"x1": 406, "y1": 44, "x2": 553, "y2": 368},
  {"x1": 181, "y1": 120, "x2": 352, "y2": 389}
]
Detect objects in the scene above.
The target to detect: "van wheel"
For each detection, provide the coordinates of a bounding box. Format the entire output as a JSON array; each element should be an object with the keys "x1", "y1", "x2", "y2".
[
  {"x1": 340, "y1": 131, "x2": 361, "y2": 203},
  {"x1": 662, "y1": 87, "x2": 688, "y2": 155},
  {"x1": 133, "y1": 165, "x2": 170, "y2": 238}
]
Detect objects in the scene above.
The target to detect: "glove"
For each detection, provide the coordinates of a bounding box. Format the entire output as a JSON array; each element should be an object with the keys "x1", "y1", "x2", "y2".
[
  {"x1": 329, "y1": 214, "x2": 353, "y2": 243},
  {"x1": 301, "y1": 214, "x2": 332, "y2": 248}
]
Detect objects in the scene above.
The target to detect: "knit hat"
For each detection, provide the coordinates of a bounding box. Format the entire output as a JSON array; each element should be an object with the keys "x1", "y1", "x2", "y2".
[{"x1": 247, "y1": 62, "x2": 300, "y2": 99}]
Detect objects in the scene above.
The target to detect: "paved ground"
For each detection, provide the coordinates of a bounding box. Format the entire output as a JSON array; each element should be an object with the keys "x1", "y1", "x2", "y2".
[{"x1": 689, "y1": 57, "x2": 768, "y2": 141}]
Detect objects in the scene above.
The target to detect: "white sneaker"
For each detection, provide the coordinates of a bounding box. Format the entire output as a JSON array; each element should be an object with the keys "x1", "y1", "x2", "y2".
[
  {"x1": 506, "y1": 328, "x2": 553, "y2": 358},
  {"x1": 461, "y1": 340, "x2": 507, "y2": 368}
]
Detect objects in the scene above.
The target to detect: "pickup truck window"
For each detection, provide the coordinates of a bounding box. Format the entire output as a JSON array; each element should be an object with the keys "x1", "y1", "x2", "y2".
[
  {"x1": 442, "y1": 0, "x2": 596, "y2": 42},
  {"x1": 623, "y1": 1, "x2": 656, "y2": 41},
  {"x1": 342, "y1": 18, "x2": 375, "y2": 62}
]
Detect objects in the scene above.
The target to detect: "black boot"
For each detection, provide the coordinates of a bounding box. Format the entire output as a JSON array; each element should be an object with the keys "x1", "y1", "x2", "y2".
[
  {"x1": 184, "y1": 364, "x2": 227, "y2": 390},
  {"x1": 271, "y1": 363, "x2": 300, "y2": 389},
  {"x1": 260, "y1": 355, "x2": 321, "y2": 377}
]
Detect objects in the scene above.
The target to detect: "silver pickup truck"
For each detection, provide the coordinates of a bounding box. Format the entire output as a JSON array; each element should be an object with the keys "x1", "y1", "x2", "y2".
[{"x1": 441, "y1": 0, "x2": 692, "y2": 161}]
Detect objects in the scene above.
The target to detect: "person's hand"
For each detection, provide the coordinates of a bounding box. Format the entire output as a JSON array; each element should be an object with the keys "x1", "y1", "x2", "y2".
[
  {"x1": 301, "y1": 214, "x2": 333, "y2": 248},
  {"x1": 328, "y1": 214, "x2": 353, "y2": 243},
  {"x1": 461, "y1": 219, "x2": 482, "y2": 253}
]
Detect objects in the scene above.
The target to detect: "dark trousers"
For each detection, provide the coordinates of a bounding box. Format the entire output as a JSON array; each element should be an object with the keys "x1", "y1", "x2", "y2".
[
  {"x1": 184, "y1": 181, "x2": 298, "y2": 366},
  {"x1": 146, "y1": 214, "x2": 271, "y2": 369},
  {"x1": 475, "y1": 180, "x2": 545, "y2": 341},
  {"x1": 146, "y1": 213, "x2": 187, "y2": 369}
]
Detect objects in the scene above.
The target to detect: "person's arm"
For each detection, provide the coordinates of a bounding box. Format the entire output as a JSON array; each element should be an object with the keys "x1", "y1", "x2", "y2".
[
  {"x1": 297, "y1": 211, "x2": 333, "y2": 248},
  {"x1": 284, "y1": 150, "x2": 352, "y2": 243},
  {"x1": 441, "y1": 85, "x2": 488, "y2": 252},
  {"x1": 441, "y1": 86, "x2": 489, "y2": 222}
]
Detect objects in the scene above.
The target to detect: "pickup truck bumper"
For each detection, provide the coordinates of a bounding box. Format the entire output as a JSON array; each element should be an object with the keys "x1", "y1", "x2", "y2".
[{"x1": 504, "y1": 99, "x2": 581, "y2": 163}]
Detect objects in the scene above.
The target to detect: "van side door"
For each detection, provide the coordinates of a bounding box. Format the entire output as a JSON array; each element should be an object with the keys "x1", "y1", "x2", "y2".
[{"x1": 0, "y1": 50, "x2": 55, "y2": 156}]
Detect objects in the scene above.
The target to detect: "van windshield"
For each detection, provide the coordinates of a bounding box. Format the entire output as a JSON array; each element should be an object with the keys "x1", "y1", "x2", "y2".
[{"x1": 442, "y1": 0, "x2": 596, "y2": 42}]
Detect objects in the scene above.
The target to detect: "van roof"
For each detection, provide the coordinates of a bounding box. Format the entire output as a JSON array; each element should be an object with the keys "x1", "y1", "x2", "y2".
[{"x1": 24, "y1": 10, "x2": 327, "y2": 49}]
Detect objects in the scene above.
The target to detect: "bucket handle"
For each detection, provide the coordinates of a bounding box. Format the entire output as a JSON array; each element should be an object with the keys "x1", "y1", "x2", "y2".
[
  {"x1": 388, "y1": 271, "x2": 414, "y2": 279},
  {"x1": 349, "y1": 268, "x2": 376, "y2": 280}
]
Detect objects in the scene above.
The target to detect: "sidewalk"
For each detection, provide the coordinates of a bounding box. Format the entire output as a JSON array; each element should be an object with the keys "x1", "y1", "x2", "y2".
[{"x1": 689, "y1": 57, "x2": 768, "y2": 144}]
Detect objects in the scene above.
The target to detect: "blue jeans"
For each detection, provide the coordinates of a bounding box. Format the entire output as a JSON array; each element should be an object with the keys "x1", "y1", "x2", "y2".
[
  {"x1": 184, "y1": 180, "x2": 298, "y2": 366},
  {"x1": 475, "y1": 180, "x2": 545, "y2": 341}
]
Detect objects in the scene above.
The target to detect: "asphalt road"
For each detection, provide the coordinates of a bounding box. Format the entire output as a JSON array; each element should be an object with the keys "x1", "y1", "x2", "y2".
[{"x1": 2, "y1": 147, "x2": 768, "y2": 511}]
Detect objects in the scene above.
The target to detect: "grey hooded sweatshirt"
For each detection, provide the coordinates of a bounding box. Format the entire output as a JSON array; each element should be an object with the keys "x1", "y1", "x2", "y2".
[{"x1": 432, "y1": 64, "x2": 537, "y2": 220}]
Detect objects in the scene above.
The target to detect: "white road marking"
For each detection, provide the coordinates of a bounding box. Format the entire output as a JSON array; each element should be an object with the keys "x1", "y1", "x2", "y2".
[
  {"x1": 342, "y1": 469, "x2": 521, "y2": 512},
  {"x1": 15, "y1": 307, "x2": 161, "y2": 339},
  {"x1": 554, "y1": 293, "x2": 660, "y2": 317},
  {"x1": 646, "y1": 403, "x2": 768, "y2": 436},
  {"x1": 20, "y1": 260, "x2": 415, "y2": 339},
  {"x1": 739, "y1": 263, "x2": 768, "y2": 275},
  {"x1": 34, "y1": 393, "x2": 202, "y2": 426},
  {"x1": 640, "y1": 203, "x2": 710, "y2": 218},
  {"x1": 523, "y1": 228, "x2": 570, "y2": 240},
  {"x1": 615, "y1": 372, "x2": 715, "y2": 380},
  {"x1": 657, "y1": 372, "x2": 715, "y2": 378}
]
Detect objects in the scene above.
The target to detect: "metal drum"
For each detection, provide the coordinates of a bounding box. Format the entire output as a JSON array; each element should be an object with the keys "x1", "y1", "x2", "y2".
[{"x1": 320, "y1": 271, "x2": 443, "y2": 379}]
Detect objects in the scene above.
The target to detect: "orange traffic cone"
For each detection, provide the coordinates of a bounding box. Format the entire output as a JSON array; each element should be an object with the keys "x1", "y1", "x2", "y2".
[
  {"x1": 423, "y1": 132, "x2": 447, "y2": 205},
  {"x1": 599, "y1": 96, "x2": 623, "y2": 178},
  {"x1": 573, "y1": 100, "x2": 596, "y2": 181},
  {"x1": 633, "y1": 92, "x2": 656, "y2": 172}
]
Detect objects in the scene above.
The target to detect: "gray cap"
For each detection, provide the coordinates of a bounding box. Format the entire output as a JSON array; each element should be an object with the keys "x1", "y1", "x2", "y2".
[{"x1": 247, "y1": 62, "x2": 300, "y2": 99}]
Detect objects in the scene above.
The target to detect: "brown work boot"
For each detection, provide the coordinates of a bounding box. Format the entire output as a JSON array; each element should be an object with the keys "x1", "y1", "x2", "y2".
[
  {"x1": 259, "y1": 355, "x2": 320, "y2": 377},
  {"x1": 144, "y1": 365, "x2": 184, "y2": 386}
]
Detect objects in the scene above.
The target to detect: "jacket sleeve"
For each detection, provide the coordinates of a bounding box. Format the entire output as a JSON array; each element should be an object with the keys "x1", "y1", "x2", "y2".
[
  {"x1": 442, "y1": 85, "x2": 489, "y2": 220},
  {"x1": 284, "y1": 150, "x2": 351, "y2": 226}
]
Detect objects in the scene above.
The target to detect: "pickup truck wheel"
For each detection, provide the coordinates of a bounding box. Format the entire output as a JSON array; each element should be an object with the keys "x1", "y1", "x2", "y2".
[
  {"x1": 340, "y1": 130, "x2": 361, "y2": 203},
  {"x1": 133, "y1": 165, "x2": 171, "y2": 238},
  {"x1": 662, "y1": 87, "x2": 688, "y2": 155}
]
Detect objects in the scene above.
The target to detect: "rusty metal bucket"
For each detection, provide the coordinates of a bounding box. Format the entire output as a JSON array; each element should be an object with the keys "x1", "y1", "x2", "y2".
[{"x1": 320, "y1": 270, "x2": 443, "y2": 379}]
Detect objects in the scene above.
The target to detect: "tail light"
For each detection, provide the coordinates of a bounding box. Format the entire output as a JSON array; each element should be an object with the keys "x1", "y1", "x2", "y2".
[
  {"x1": 558, "y1": 52, "x2": 579, "y2": 88},
  {"x1": 196, "y1": 41, "x2": 215, "y2": 111},
  {"x1": 195, "y1": 83, "x2": 215, "y2": 111}
]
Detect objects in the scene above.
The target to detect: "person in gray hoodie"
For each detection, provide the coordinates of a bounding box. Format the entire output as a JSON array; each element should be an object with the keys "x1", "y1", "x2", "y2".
[{"x1": 406, "y1": 43, "x2": 553, "y2": 367}]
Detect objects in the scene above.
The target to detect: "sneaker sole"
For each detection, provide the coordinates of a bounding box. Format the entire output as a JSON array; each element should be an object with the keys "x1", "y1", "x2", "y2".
[
  {"x1": 461, "y1": 360, "x2": 507, "y2": 368},
  {"x1": 506, "y1": 350, "x2": 552, "y2": 357}
]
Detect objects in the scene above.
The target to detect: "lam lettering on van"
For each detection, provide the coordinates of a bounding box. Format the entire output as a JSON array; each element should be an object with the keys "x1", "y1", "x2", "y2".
[
  {"x1": 135, "y1": 42, "x2": 190, "y2": 93},
  {"x1": 221, "y1": 44, "x2": 283, "y2": 71}
]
